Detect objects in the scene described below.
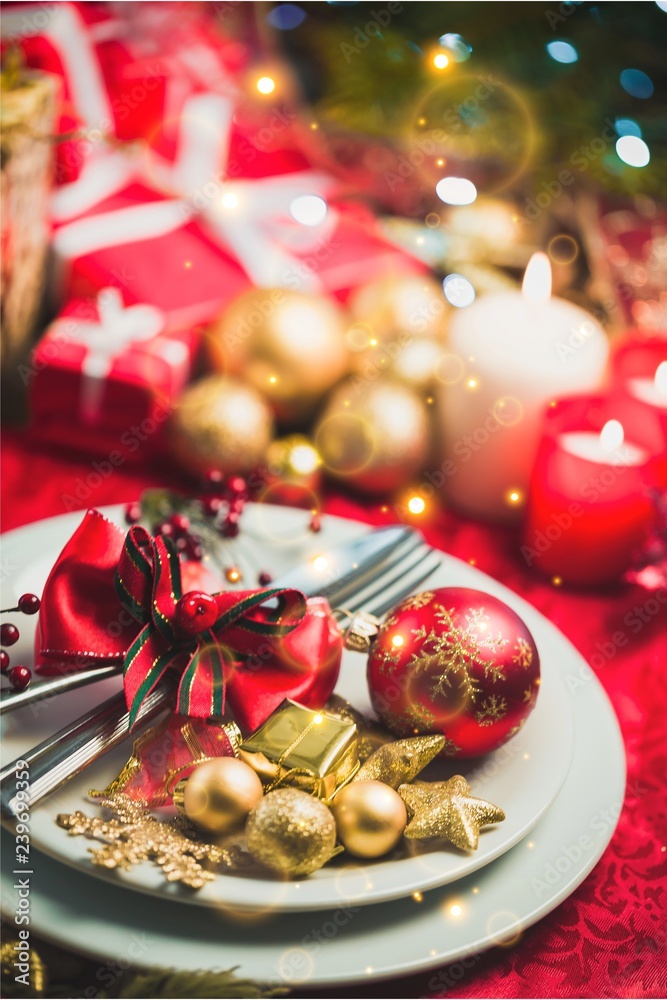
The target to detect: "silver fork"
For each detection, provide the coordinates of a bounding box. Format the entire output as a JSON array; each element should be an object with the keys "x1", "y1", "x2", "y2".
[{"x1": 0, "y1": 527, "x2": 441, "y2": 819}]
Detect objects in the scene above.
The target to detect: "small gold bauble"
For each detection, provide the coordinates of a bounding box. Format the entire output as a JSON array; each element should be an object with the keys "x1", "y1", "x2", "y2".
[
  {"x1": 332, "y1": 779, "x2": 407, "y2": 859},
  {"x1": 348, "y1": 274, "x2": 447, "y2": 342},
  {"x1": 179, "y1": 757, "x2": 264, "y2": 836},
  {"x1": 208, "y1": 289, "x2": 350, "y2": 422},
  {"x1": 391, "y1": 337, "x2": 445, "y2": 389},
  {"x1": 314, "y1": 377, "x2": 431, "y2": 494},
  {"x1": 170, "y1": 375, "x2": 273, "y2": 475},
  {"x1": 246, "y1": 787, "x2": 337, "y2": 876}
]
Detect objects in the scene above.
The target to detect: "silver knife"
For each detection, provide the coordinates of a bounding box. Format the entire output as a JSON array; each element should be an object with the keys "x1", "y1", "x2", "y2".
[{"x1": 0, "y1": 525, "x2": 440, "y2": 820}]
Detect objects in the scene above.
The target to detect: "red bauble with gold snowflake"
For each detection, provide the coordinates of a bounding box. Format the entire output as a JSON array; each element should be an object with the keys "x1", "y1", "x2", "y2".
[{"x1": 367, "y1": 587, "x2": 540, "y2": 758}]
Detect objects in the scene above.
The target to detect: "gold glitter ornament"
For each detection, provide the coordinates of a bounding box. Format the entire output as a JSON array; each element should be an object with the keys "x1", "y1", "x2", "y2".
[
  {"x1": 175, "y1": 757, "x2": 264, "y2": 836},
  {"x1": 332, "y1": 779, "x2": 407, "y2": 859},
  {"x1": 57, "y1": 794, "x2": 248, "y2": 889},
  {"x1": 353, "y1": 734, "x2": 446, "y2": 788},
  {"x1": 170, "y1": 375, "x2": 273, "y2": 475},
  {"x1": 348, "y1": 274, "x2": 448, "y2": 342},
  {"x1": 208, "y1": 289, "x2": 350, "y2": 422},
  {"x1": 314, "y1": 377, "x2": 431, "y2": 494},
  {"x1": 245, "y1": 787, "x2": 338, "y2": 876},
  {"x1": 399, "y1": 776, "x2": 505, "y2": 850}
]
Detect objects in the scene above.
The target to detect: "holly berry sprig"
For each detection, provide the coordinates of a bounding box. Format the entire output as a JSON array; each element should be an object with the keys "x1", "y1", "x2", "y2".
[
  {"x1": 1, "y1": 593, "x2": 41, "y2": 692},
  {"x1": 125, "y1": 472, "x2": 266, "y2": 586}
]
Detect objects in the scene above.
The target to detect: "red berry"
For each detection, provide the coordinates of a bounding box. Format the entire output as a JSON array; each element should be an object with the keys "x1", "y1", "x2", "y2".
[
  {"x1": 170, "y1": 513, "x2": 190, "y2": 536},
  {"x1": 202, "y1": 496, "x2": 224, "y2": 517},
  {"x1": 1, "y1": 624, "x2": 19, "y2": 647},
  {"x1": 226, "y1": 475, "x2": 247, "y2": 498},
  {"x1": 8, "y1": 666, "x2": 31, "y2": 692},
  {"x1": 175, "y1": 536, "x2": 188, "y2": 552},
  {"x1": 258, "y1": 571, "x2": 272, "y2": 586},
  {"x1": 125, "y1": 502, "x2": 142, "y2": 524},
  {"x1": 309, "y1": 514, "x2": 322, "y2": 533},
  {"x1": 204, "y1": 469, "x2": 225, "y2": 491},
  {"x1": 18, "y1": 594, "x2": 41, "y2": 615},
  {"x1": 185, "y1": 537, "x2": 204, "y2": 561},
  {"x1": 156, "y1": 521, "x2": 174, "y2": 538},
  {"x1": 175, "y1": 592, "x2": 218, "y2": 634},
  {"x1": 221, "y1": 514, "x2": 240, "y2": 538},
  {"x1": 0, "y1": 650, "x2": 9, "y2": 673},
  {"x1": 229, "y1": 497, "x2": 246, "y2": 515}
]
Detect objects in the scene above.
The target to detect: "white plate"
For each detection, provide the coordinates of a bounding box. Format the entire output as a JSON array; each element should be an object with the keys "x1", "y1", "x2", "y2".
[
  {"x1": 1, "y1": 504, "x2": 573, "y2": 913},
  {"x1": 0, "y1": 592, "x2": 625, "y2": 987}
]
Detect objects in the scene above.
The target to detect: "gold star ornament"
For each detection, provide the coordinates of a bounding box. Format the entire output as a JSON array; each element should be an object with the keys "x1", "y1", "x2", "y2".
[
  {"x1": 353, "y1": 734, "x2": 446, "y2": 788},
  {"x1": 398, "y1": 776, "x2": 505, "y2": 851}
]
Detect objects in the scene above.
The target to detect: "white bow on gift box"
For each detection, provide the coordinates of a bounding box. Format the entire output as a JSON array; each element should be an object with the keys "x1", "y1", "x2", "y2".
[{"x1": 64, "y1": 288, "x2": 165, "y2": 423}]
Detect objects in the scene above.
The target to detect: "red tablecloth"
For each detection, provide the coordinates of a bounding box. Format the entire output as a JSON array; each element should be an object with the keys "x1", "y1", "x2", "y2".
[{"x1": 1, "y1": 428, "x2": 665, "y2": 999}]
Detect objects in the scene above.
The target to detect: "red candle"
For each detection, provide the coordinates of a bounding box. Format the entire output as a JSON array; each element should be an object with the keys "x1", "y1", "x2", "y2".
[
  {"x1": 522, "y1": 394, "x2": 667, "y2": 587},
  {"x1": 611, "y1": 336, "x2": 667, "y2": 439}
]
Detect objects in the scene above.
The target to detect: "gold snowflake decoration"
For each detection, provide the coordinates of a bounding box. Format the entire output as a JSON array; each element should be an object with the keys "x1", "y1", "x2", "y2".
[
  {"x1": 475, "y1": 695, "x2": 508, "y2": 726},
  {"x1": 399, "y1": 591, "x2": 435, "y2": 611},
  {"x1": 409, "y1": 604, "x2": 508, "y2": 705},
  {"x1": 523, "y1": 686, "x2": 535, "y2": 703},
  {"x1": 57, "y1": 794, "x2": 249, "y2": 889},
  {"x1": 513, "y1": 637, "x2": 534, "y2": 668}
]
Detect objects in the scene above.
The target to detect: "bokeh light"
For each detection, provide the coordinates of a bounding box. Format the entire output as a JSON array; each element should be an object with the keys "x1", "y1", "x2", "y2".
[
  {"x1": 546, "y1": 40, "x2": 578, "y2": 64},
  {"x1": 256, "y1": 76, "x2": 276, "y2": 95},
  {"x1": 290, "y1": 194, "x2": 328, "y2": 226},
  {"x1": 620, "y1": 68, "x2": 654, "y2": 98},
  {"x1": 443, "y1": 273, "x2": 476, "y2": 308},
  {"x1": 438, "y1": 33, "x2": 472, "y2": 62},
  {"x1": 408, "y1": 496, "x2": 426, "y2": 514},
  {"x1": 616, "y1": 135, "x2": 650, "y2": 167},
  {"x1": 615, "y1": 117, "x2": 642, "y2": 138},
  {"x1": 436, "y1": 176, "x2": 477, "y2": 205},
  {"x1": 266, "y1": 3, "x2": 306, "y2": 29}
]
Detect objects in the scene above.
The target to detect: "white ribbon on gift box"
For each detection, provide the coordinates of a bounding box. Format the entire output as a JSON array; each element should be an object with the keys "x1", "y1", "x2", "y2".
[{"x1": 59, "y1": 288, "x2": 165, "y2": 423}]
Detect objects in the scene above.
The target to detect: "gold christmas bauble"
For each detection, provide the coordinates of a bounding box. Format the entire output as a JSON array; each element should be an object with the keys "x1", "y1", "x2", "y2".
[
  {"x1": 245, "y1": 787, "x2": 337, "y2": 876},
  {"x1": 348, "y1": 274, "x2": 448, "y2": 343},
  {"x1": 208, "y1": 289, "x2": 350, "y2": 423},
  {"x1": 390, "y1": 337, "x2": 446, "y2": 389},
  {"x1": 332, "y1": 780, "x2": 407, "y2": 858},
  {"x1": 177, "y1": 757, "x2": 264, "y2": 836},
  {"x1": 170, "y1": 375, "x2": 273, "y2": 475},
  {"x1": 314, "y1": 377, "x2": 431, "y2": 494}
]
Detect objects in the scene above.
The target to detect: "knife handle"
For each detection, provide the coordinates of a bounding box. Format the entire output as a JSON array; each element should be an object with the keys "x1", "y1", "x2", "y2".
[{"x1": 0, "y1": 685, "x2": 171, "y2": 824}]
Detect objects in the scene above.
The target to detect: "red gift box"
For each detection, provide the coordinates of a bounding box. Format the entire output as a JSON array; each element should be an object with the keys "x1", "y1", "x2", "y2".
[{"x1": 29, "y1": 287, "x2": 201, "y2": 465}]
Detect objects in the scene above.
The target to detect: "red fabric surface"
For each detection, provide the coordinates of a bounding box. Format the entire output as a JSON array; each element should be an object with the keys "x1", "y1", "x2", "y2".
[{"x1": 1, "y1": 427, "x2": 666, "y2": 998}]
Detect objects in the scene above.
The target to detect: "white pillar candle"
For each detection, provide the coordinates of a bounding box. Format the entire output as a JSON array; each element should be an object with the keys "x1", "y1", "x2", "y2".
[
  {"x1": 559, "y1": 419, "x2": 648, "y2": 466},
  {"x1": 627, "y1": 362, "x2": 667, "y2": 410},
  {"x1": 439, "y1": 253, "x2": 609, "y2": 522}
]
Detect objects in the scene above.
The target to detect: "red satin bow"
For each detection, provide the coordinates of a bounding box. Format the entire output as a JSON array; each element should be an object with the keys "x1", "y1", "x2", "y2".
[{"x1": 37, "y1": 510, "x2": 343, "y2": 732}]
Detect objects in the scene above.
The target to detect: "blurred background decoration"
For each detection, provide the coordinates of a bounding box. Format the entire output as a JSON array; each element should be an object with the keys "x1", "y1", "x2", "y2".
[{"x1": 1, "y1": 0, "x2": 666, "y2": 589}]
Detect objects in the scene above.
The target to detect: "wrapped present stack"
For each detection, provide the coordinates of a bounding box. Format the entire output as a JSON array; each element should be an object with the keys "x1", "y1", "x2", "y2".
[
  {"x1": 3, "y1": 1, "x2": 425, "y2": 462},
  {"x1": 0, "y1": 53, "x2": 56, "y2": 368}
]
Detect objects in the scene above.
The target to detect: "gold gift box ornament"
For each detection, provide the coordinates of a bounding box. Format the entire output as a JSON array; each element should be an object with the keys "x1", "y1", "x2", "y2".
[{"x1": 239, "y1": 699, "x2": 358, "y2": 800}]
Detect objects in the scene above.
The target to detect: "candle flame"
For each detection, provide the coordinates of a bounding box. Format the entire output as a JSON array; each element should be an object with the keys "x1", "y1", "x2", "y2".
[
  {"x1": 655, "y1": 361, "x2": 667, "y2": 397},
  {"x1": 522, "y1": 252, "x2": 552, "y2": 304},
  {"x1": 600, "y1": 419, "x2": 624, "y2": 454}
]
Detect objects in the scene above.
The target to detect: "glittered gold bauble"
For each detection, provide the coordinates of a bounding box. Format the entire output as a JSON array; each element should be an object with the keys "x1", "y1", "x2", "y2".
[
  {"x1": 170, "y1": 375, "x2": 273, "y2": 475},
  {"x1": 177, "y1": 758, "x2": 264, "y2": 836},
  {"x1": 262, "y1": 434, "x2": 322, "y2": 508},
  {"x1": 314, "y1": 377, "x2": 431, "y2": 494},
  {"x1": 348, "y1": 274, "x2": 448, "y2": 342},
  {"x1": 246, "y1": 787, "x2": 337, "y2": 876},
  {"x1": 208, "y1": 289, "x2": 350, "y2": 422},
  {"x1": 332, "y1": 780, "x2": 407, "y2": 858}
]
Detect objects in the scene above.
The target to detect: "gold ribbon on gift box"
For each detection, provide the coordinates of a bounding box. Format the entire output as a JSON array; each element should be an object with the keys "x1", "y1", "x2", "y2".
[{"x1": 239, "y1": 698, "x2": 359, "y2": 801}]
